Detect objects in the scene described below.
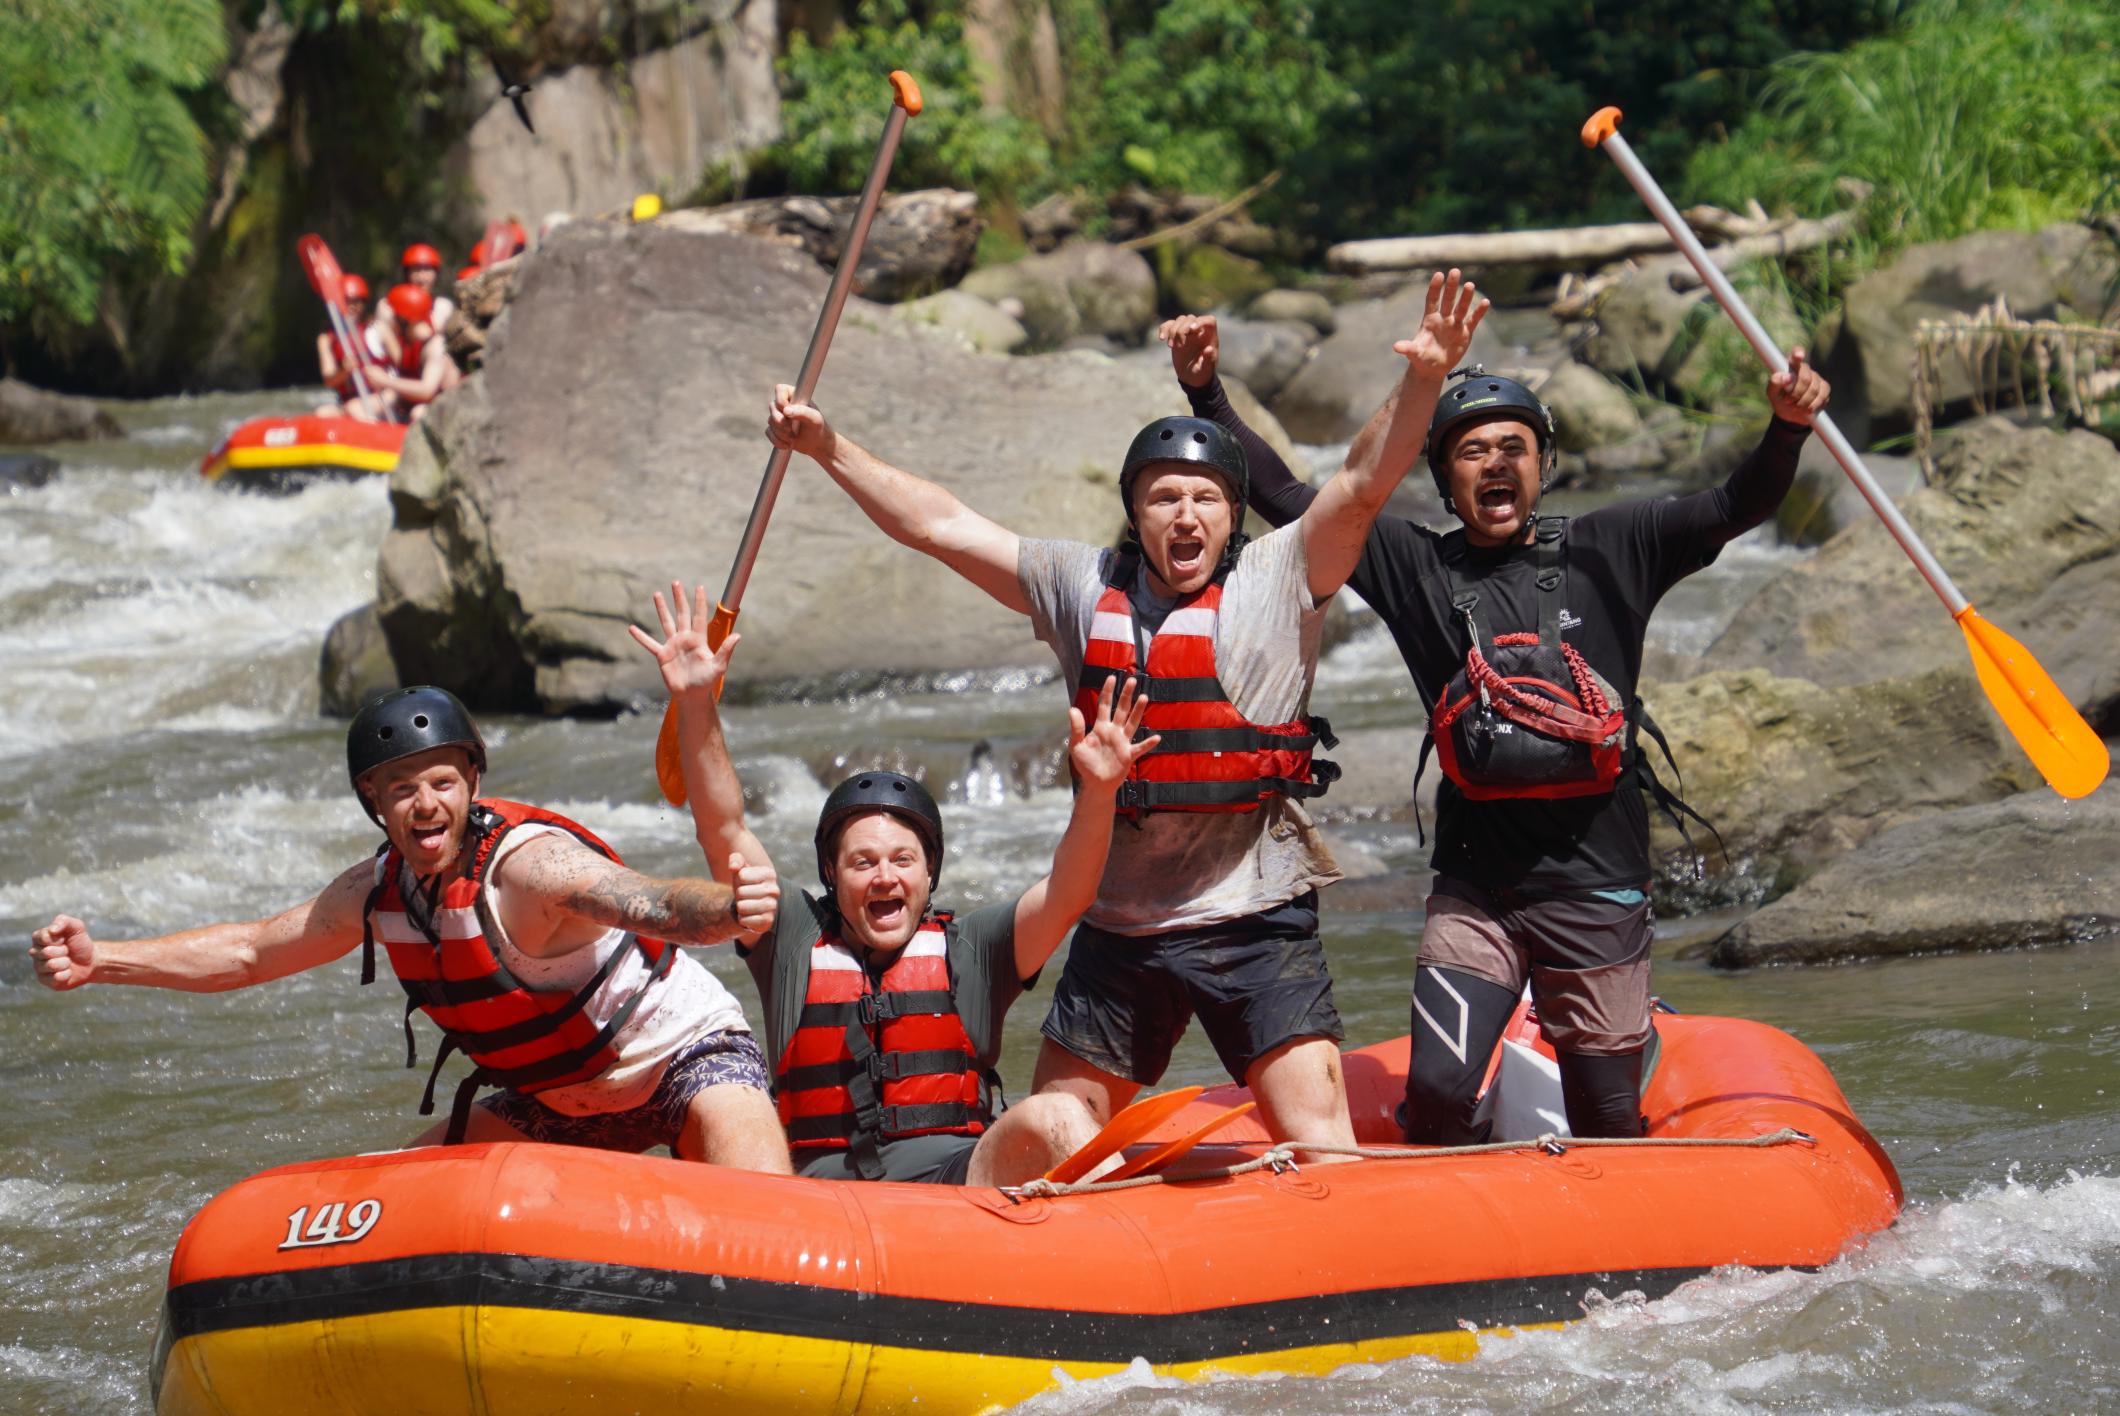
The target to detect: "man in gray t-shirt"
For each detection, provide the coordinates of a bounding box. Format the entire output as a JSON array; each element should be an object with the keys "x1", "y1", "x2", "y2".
[
  {"x1": 763, "y1": 272, "x2": 1491, "y2": 1153},
  {"x1": 634, "y1": 581, "x2": 1159, "y2": 1186}
]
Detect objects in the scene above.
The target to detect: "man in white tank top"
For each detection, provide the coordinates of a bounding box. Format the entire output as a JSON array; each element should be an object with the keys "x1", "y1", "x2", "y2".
[{"x1": 29, "y1": 687, "x2": 792, "y2": 1172}]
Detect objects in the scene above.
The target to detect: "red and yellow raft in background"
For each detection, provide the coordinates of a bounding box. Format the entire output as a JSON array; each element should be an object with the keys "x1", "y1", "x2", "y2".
[
  {"x1": 199, "y1": 416, "x2": 405, "y2": 488},
  {"x1": 153, "y1": 1013, "x2": 1901, "y2": 1415}
]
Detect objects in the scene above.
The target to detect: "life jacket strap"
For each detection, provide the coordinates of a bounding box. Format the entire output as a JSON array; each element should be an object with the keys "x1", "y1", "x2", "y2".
[
  {"x1": 1078, "y1": 663, "x2": 1225, "y2": 703},
  {"x1": 1116, "y1": 763, "x2": 1340, "y2": 812}
]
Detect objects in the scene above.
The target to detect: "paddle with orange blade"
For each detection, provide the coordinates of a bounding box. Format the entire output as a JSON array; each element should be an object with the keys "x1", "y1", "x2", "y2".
[
  {"x1": 1041, "y1": 1085, "x2": 1204, "y2": 1186},
  {"x1": 654, "y1": 70, "x2": 924, "y2": 805},
  {"x1": 297, "y1": 234, "x2": 381, "y2": 419},
  {"x1": 1582, "y1": 106, "x2": 2107, "y2": 801},
  {"x1": 1101, "y1": 1100, "x2": 1257, "y2": 1183}
]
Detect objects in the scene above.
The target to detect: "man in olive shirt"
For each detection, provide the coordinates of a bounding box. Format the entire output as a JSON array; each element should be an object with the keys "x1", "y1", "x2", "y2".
[{"x1": 633, "y1": 581, "x2": 1156, "y2": 1185}]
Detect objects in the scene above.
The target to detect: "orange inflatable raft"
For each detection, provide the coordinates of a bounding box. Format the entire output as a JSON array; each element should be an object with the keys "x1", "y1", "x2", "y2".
[
  {"x1": 199, "y1": 415, "x2": 405, "y2": 488},
  {"x1": 152, "y1": 1011, "x2": 1900, "y2": 1415}
]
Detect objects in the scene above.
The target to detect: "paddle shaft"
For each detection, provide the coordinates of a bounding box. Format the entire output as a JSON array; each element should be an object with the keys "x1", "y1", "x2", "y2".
[
  {"x1": 322, "y1": 301, "x2": 380, "y2": 413},
  {"x1": 718, "y1": 99, "x2": 913, "y2": 616},
  {"x1": 1592, "y1": 126, "x2": 1969, "y2": 617}
]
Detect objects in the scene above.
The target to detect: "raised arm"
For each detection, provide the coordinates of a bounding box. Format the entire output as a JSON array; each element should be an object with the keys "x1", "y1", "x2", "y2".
[
  {"x1": 767, "y1": 385, "x2": 1029, "y2": 614},
  {"x1": 1009, "y1": 675, "x2": 1158, "y2": 979},
  {"x1": 1299, "y1": 270, "x2": 1487, "y2": 600},
  {"x1": 1162, "y1": 315, "x2": 1319, "y2": 529},
  {"x1": 497, "y1": 831, "x2": 774, "y2": 952},
  {"x1": 30, "y1": 862, "x2": 372, "y2": 994},
  {"x1": 628, "y1": 581, "x2": 774, "y2": 886}
]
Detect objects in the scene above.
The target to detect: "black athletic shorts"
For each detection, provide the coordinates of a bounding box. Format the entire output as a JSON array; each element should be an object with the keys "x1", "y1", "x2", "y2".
[{"x1": 1040, "y1": 892, "x2": 1344, "y2": 1086}]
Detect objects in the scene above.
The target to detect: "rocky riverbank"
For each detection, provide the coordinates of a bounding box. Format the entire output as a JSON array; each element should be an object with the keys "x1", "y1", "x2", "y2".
[{"x1": 299, "y1": 195, "x2": 2120, "y2": 962}]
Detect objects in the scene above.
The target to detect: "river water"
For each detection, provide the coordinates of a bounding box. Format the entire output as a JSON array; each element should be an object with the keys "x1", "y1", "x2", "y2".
[{"x1": 2, "y1": 395, "x2": 2115, "y2": 1414}]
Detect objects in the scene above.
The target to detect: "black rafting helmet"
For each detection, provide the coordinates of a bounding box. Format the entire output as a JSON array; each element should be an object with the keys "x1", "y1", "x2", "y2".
[
  {"x1": 814, "y1": 771, "x2": 945, "y2": 895},
  {"x1": 1119, "y1": 416, "x2": 1249, "y2": 524},
  {"x1": 1426, "y1": 365, "x2": 1558, "y2": 502},
  {"x1": 346, "y1": 686, "x2": 487, "y2": 825}
]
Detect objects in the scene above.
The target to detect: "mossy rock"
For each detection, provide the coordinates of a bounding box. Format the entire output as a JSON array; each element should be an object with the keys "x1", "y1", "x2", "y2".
[{"x1": 1163, "y1": 243, "x2": 1277, "y2": 314}]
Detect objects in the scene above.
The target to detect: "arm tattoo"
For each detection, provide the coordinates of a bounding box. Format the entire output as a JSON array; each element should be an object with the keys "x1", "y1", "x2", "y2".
[{"x1": 523, "y1": 837, "x2": 739, "y2": 944}]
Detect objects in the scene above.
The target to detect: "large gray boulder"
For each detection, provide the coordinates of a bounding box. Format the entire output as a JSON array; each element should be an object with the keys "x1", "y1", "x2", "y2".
[
  {"x1": 0, "y1": 380, "x2": 122, "y2": 444},
  {"x1": 1579, "y1": 257, "x2": 1804, "y2": 411},
  {"x1": 1641, "y1": 665, "x2": 2040, "y2": 904},
  {"x1": 1538, "y1": 360, "x2": 1643, "y2": 452},
  {"x1": 1771, "y1": 438, "x2": 1920, "y2": 546},
  {"x1": 1708, "y1": 778, "x2": 2120, "y2": 966},
  {"x1": 369, "y1": 222, "x2": 1185, "y2": 713},
  {"x1": 1705, "y1": 420, "x2": 2120, "y2": 725},
  {"x1": 960, "y1": 241, "x2": 1156, "y2": 350},
  {"x1": 896, "y1": 289, "x2": 1028, "y2": 354},
  {"x1": 1272, "y1": 279, "x2": 1506, "y2": 443},
  {"x1": 1815, "y1": 223, "x2": 2118, "y2": 445},
  {"x1": 1212, "y1": 317, "x2": 1316, "y2": 403},
  {"x1": 319, "y1": 603, "x2": 398, "y2": 716},
  {"x1": 665, "y1": 189, "x2": 983, "y2": 302}
]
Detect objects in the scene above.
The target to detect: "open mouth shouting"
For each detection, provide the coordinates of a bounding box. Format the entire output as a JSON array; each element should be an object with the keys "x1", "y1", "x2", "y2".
[
  {"x1": 863, "y1": 895, "x2": 910, "y2": 934},
  {"x1": 1163, "y1": 537, "x2": 1207, "y2": 580},
  {"x1": 1472, "y1": 477, "x2": 1523, "y2": 529}
]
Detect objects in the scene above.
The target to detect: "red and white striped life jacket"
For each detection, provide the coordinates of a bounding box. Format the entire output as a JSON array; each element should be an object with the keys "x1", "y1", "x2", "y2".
[
  {"x1": 360, "y1": 800, "x2": 676, "y2": 1142},
  {"x1": 1074, "y1": 552, "x2": 1337, "y2": 814},
  {"x1": 773, "y1": 914, "x2": 989, "y2": 1179}
]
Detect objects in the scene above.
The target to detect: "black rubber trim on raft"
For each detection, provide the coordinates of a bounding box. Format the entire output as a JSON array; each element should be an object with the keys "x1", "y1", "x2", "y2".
[{"x1": 162, "y1": 1251, "x2": 1721, "y2": 1363}]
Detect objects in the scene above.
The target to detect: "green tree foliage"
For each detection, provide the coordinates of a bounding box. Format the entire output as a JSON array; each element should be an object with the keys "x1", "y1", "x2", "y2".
[
  {"x1": 0, "y1": 0, "x2": 226, "y2": 334},
  {"x1": 772, "y1": 0, "x2": 1908, "y2": 243},
  {"x1": 774, "y1": 0, "x2": 1054, "y2": 200},
  {"x1": 1282, "y1": 0, "x2": 1908, "y2": 238},
  {"x1": 1686, "y1": 0, "x2": 2120, "y2": 247},
  {"x1": 1087, "y1": 0, "x2": 1352, "y2": 193}
]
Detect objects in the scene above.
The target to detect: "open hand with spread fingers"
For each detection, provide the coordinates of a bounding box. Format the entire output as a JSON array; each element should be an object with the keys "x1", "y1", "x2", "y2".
[
  {"x1": 1068, "y1": 674, "x2": 1160, "y2": 794},
  {"x1": 1767, "y1": 348, "x2": 1830, "y2": 426},
  {"x1": 628, "y1": 581, "x2": 737, "y2": 702},
  {"x1": 1393, "y1": 268, "x2": 1491, "y2": 383},
  {"x1": 1158, "y1": 314, "x2": 1220, "y2": 389}
]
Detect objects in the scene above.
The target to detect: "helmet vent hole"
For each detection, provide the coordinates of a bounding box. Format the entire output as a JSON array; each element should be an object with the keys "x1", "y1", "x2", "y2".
[
  {"x1": 1159, "y1": 429, "x2": 1174, "y2": 441},
  {"x1": 1191, "y1": 431, "x2": 1206, "y2": 444},
  {"x1": 378, "y1": 726, "x2": 394, "y2": 740},
  {"x1": 412, "y1": 714, "x2": 430, "y2": 729}
]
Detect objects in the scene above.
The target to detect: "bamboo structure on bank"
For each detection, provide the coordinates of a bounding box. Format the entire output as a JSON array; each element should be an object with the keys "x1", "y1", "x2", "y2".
[{"x1": 1912, "y1": 297, "x2": 2120, "y2": 481}]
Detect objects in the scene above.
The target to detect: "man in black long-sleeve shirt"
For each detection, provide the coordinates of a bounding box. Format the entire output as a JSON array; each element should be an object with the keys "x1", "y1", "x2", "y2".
[{"x1": 1161, "y1": 314, "x2": 1828, "y2": 1139}]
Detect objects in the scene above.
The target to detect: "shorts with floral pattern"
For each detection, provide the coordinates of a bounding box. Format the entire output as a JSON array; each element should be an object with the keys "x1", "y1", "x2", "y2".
[{"x1": 478, "y1": 1029, "x2": 772, "y2": 1155}]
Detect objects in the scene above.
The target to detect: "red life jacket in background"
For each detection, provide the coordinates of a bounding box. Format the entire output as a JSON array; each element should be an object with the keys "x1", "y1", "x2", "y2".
[
  {"x1": 773, "y1": 914, "x2": 990, "y2": 1180},
  {"x1": 360, "y1": 799, "x2": 676, "y2": 1142},
  {"x1": 1074, "y1": 551, "x2": 1337, "y2": 814},
  {"x1": 323, "y1": 331, "x2": 354, "y2": 391},
  {"x1": 1426, "y1": 518, "x2": 1628, "y2": 801}
]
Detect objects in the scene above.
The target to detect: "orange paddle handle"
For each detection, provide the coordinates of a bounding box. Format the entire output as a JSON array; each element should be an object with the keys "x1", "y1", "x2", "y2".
[
  {"x1": 1581, "y1": 105, "x2": 1623, "y2": 148},
  {"x1": 889, "y1": 70, "x2": 923, "y2": 115}
]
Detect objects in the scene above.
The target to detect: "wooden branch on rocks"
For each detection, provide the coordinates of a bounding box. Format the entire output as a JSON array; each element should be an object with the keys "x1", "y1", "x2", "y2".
[
  {"x1": 1547, "y1": 205, "x2": 1866, "y2": 320},
  {"x1": 1666, "y1": 207, "x2": 1864, "y2": 289},
  {"x1": 1118, "y1": 171, "x2": 1282, "y2": 253},
  {"x1": 1327, "y1": 204, "x2": 1842, "y2": 276}
]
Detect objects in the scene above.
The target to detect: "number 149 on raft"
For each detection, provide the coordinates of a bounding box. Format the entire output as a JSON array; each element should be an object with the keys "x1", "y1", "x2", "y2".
[{"x1": 278, "y1": 1198, "x2": 382, "y2": 1251}]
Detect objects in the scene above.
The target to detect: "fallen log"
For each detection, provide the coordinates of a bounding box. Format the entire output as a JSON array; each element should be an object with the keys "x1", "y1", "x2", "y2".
[{"x1": 1327, "y1": 204, "x2": 1855, "y2": 277}]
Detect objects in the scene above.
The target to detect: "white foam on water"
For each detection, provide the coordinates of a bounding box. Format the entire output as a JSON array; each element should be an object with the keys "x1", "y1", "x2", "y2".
[
  {"x1": 996, "y1": 1173, "x2": 2120, "y2": 1415},
  {"x1": 0, "y1": 466, "x2": 387, "y2": 756},
  {"x1": 0, "y1": 782, "x2": 365, "y2": 926},
  {"x1": 0, "y1": 1342, "x2": 140, "y2": 1415},
  {"x1": 0, "y1": 1176, "x2": 118, "y2": 1225}
]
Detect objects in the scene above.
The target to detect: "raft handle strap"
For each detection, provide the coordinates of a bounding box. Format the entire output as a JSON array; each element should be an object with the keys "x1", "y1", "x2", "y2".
[{"x1": 999, "y1": 1127, "x2": 1819, "y2": 1202}]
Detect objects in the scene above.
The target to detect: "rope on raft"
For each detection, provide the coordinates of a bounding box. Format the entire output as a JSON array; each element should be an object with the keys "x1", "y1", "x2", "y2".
[{"x1": 1001, "y1": 1126, "x2": 1817, "y2": 1202}]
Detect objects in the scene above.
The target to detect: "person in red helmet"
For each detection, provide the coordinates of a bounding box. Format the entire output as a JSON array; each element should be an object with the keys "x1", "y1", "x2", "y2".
[
  {"x1": 371, "y1": 282, "x2": 463, "y2": 421},
  {"x1": 314, "y1": 273, "x2": 390, "y2": 420},
  {"x1": 400, "y1": 241, "x2": 457, "y2": 331}
]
